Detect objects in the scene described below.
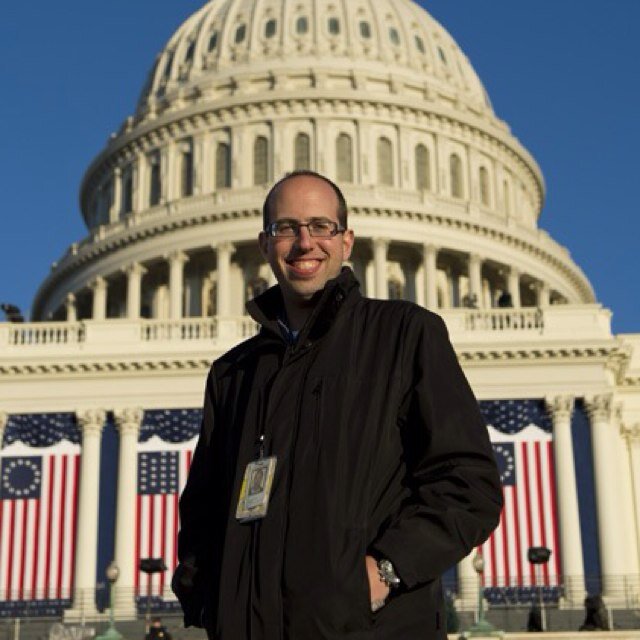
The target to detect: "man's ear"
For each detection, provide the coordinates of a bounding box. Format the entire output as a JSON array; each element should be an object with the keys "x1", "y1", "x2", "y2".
[
  {"x1": 342, "y1": 228, "x2": 355, "y2": 261},
  {"x1": 258, "y1": 231, "x2": 268, "y2": 259}
]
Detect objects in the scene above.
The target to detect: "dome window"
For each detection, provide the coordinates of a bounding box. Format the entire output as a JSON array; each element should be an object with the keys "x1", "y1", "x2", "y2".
[
  {"x1": 163, "y1": 52, "x2": 174, "y2": 80},
  {"x1": 235, "y1": 24, "x2": 247, "y2": 44},
  {"x1": 336, "y1": 134, "x2": 353, "y2": 183},
  {"x1": 438, "y1": 46, "x2": 448, "y2": 64},
  {"x1": 377, "y1": 137, "x2": 393, "y2": 186},
  {"x1": 414, "y1": 35, "x2": 425, "y2": 54},
  {"x1": 216, "y1": 143, "x2": 231, "y2": 188},
  {"x1": 415, "y1": 144, "x2": 431, "y2": 191},
  {"x1": 208, "y1": 31, "x2": 219, "y2": 52},
  {"x1": 450, "y1": 153, "x2": 463, "y2": 198},
  {"x1": 296, "y1": 16, "x2": 309, "y2": 35},
  {"x1": 328, "y1": 17, "x2": 340, "y2": 35},
  {"x1": 254, "y1": 136, "x2": 269, "y2": 185},
  {"x1": 184, "y1": 41, "x2": 195, "y2": 63},
  {"x1": 389, "y1": 27, "x2": 400, "y2": 46},
  {"x1": 359, "y1": 21, "x2": 371, "y2": 39},
  {"x1": 265, "y1": 18, "x2": 277, "y2": 39},
  {"x1": 294, "y1": 133, "x2": 311, "y2": 171}
]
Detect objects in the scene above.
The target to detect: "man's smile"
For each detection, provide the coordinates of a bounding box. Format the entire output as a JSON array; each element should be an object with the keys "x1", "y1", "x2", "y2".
[{"x1": 285, "y1": 258, "x2": 324, "y2": 276}]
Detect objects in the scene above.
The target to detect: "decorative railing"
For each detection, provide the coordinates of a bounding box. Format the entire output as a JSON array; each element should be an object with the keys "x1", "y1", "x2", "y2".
[
  {"x1": 140, "y1": 318, "x2": 218, "y2": 341},
  {"x1": 463, "y1": 308, "x2": 544, "y2": 332},
  {"x1": 7, "y1": 322, "x2": 86, "y2": 346}
]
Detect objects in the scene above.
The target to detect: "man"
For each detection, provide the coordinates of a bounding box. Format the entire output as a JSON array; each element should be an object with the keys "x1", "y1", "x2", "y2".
[{"x1": 173, "y1": 170, "x2": 502, "y2": 639}]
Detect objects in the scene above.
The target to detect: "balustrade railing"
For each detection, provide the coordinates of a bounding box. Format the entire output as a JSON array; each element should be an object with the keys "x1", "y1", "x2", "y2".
[
  {"x1": 464, "y1": 308, "x2": 544, "y2": 332},
  {"x1": 7, "y1": 323, "x2": 86, "y2": 346}
]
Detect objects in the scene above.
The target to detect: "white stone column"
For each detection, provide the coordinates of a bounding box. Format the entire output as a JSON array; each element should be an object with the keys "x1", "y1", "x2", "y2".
[
  {"x1": 125, "y1": 263, "x2": 147, "y2": 320},
  {"x1": 66, "y1": 293, "x2": 77, "y2": 322},
  {"x1": 586, "y1": 394, "x2": 628, "y2": 603},
  {"x1": 545, "y1": 395, "x2": 586, "y2": 605},
  {"x1": 91, "y1": 277, "x2": 107, "y2": 320},
  {"x1": 0, "y1": 412, "x2": 7, "y2": 449},
  {"x1": 65, "y1": 410, "x2": 106, "y2": 621},
  {"x1": 507, "y1": 267, "x2": 521, "y2": 308},
  {"x1": 215, "y1": 243, "x2": 236, "y2": 316},
  {"x1": 625, "y1": 425, "x2": 640, "y2": 578},
  {"x1": 423, "y1": 244, "x2": 438, "y2": 310},
  {"x1": 110, "y1": 168, "x2": 122, "y2": 223},
  {"x1": 168, "y1": 251, "x2": 188, "y2": 320},
  {"x1": 372, "y1": 238, "x2": 389, "y2": 300},
  {"x1": 113, "y1": 408, "x2": 143, "y2": 618},
  {"x1": 468, "y1": 253, "x2": 483, "y2": 308},
  {"x1": 536, "y1": 281, "x2": 551, "y2": 308},
  {"x1": 457, "y1": 551, "x2": 480, "y2": 612}
]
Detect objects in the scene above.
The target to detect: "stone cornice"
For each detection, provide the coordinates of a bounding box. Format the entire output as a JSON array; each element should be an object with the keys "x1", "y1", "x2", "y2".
[{"x1": 0, "y1": 344, "x2": 623, "y2": 380}]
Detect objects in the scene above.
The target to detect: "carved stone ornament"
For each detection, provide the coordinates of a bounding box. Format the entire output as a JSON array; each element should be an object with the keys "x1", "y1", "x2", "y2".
[
  {"x1": 76, "y1": 409, "x2": 107, "y2": 436},
  {"x1": 585, "y1": 394, "x2": 614, "y2": 423},
  {"x1": 545, "y1": 395, "x2": 574, "y2": 423},
  {"x1": 114, "y1": 408, "x2": 144, "y2": 434}
]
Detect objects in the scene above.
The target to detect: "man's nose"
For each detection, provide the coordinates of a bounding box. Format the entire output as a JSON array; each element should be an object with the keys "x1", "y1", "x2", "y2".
[{"x1": 295, "y1": 225, "x2": 314, "y2": 250}]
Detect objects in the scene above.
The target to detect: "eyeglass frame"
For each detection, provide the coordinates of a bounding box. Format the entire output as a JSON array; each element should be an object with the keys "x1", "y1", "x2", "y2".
[{"x1": 264, "y1": 218, "x2": 346, "y2": 238}]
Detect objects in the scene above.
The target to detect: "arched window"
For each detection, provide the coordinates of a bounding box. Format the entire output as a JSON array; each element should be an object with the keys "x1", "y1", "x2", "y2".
[
  {"x1": 415, "y1": 144, "x2": 430, "y2": 190},
  {"x1": 296, "y1": 16, "x2": 309, "y2": 34},
  {"x1": 149, "y1": 153, "x2": 161, "y2": 206},
  {"x1": 388, "y1": 279, "x2": 404, "y2": 300},
  {"x1": 235, "y1": 24, "x2": 246, "y2": 44},
  {"x1": 208, "y1": 31, "x2": 219, "y2": 52},
  {"x1": 503, "y1": 179, "x2": 511, "y2": 215},
  {"x1": 215, "y1": 143, "x2": 231, "y2": 189},
  {"x1": 254, "y1": 136, "x2": 269, "y2": 185},
  {"x1": 389, "y1": 27, "x2": 400, "y2": 46},
  {"x1": 450, "y1": 153, "x2": 463, "y2": 198},
  {"x1": 328, "y1": 17, "x2": 340, "y2": 35},
  {"x1": 294, "y1": 133, "x2": 311, "y2": 171},
  {"x1": 438, "y1": 46, "x2": 447, "y2": 65},
  {"x1": 180, "y1": 140, "x2": 194, "y2": 197},
  {"x1": 479, "y1": 166, "x2": 490, "y2": 206},
  {"x1": 121, "y1": 165, "x2": 133, "y2": 215},
  {"x1": 184, "y1": 41, "x2": 195, "y2": 63},
  {"x1": 265, "y1": 18, "x2": 277, "y2": 38},
  {"x1": 377, "y1": 137, "x2": 393, "y2": 186},
  {"x1": 336, "y1": 134, "x2": 353, "y2": 183},
  {"x1": 359, "y1": 21, "x2": 371, "y2": 39},
  {"x1": 414, "y1": 35, "x2": 425, "y2": 54}
]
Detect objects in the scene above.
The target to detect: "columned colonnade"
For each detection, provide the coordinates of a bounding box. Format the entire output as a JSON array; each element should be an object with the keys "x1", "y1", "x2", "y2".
[{"x1": 60, "y1": 239, "x2": 561, "y2": 321}]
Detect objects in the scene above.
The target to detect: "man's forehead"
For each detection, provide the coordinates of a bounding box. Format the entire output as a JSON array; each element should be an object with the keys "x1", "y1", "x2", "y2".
[{"x1": 272, "y1": 176, "x2": 339, "y2": 215}]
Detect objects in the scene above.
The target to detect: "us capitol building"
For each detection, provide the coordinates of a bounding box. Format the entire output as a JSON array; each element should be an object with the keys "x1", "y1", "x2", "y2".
[{"x1": 1, "y1": 0, "x2": 639, "y2": 623}]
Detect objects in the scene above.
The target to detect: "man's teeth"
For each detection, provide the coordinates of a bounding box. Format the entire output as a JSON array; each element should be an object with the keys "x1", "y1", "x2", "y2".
[{"x1": 294, "y1": 261, "x2": 318, "y2": 270}]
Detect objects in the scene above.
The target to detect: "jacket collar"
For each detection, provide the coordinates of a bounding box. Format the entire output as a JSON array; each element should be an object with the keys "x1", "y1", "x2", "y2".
[{"x1": 246, "y1": 267, "x2": 361, "y2": 346}]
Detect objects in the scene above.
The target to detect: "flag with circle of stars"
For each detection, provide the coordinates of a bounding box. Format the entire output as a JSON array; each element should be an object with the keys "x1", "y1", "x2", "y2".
[
  {"x1": 492, "y1": 443, "x2": 516, "y2": 487},
  {"x1": 140, "y1": 409, "x2": 202, "y2": 443},
  {"x1": 479, "y1": 399, "x2": 552, "y2": 434},
  {"x1": 0, "y1": 457, "x2": 42, "y2": 499}
]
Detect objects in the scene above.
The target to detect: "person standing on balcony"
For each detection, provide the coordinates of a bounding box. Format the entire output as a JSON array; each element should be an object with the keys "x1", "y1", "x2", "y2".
[{"x1": 172, "y1": 170, "x2": 502, "y2": 639}]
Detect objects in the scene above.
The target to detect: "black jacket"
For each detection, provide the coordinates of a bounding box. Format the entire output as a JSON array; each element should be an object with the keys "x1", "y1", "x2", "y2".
[{"x1": 173, "y1": 268, "x2": 502, "y2": 639}]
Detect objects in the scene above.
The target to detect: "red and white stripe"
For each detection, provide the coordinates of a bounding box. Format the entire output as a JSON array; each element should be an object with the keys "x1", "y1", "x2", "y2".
[
  {"x1": 481, "y1": 425, "x2": 562, "y2": 588},
  {"x1": 135, "y1": 438, "x2": 195, "y2": 598},
  {"x1": 0, "y1": 441, "x2": 80, "y2": 602}
]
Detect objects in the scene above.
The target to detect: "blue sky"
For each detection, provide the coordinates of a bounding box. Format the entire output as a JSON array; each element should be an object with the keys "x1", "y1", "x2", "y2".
[{"x1": 1, "y1": 1, "x2": 638, "y2": 332}]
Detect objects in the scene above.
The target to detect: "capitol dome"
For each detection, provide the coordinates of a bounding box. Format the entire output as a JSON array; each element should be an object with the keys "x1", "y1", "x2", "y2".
[{"x1": 32, "y1": 0, "x2": 594, "y2": 322}]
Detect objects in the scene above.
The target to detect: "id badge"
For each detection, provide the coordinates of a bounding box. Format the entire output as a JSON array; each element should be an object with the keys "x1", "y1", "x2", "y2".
[{"x1": 235, "y1": 456, "x2": 277, "y2": 522}]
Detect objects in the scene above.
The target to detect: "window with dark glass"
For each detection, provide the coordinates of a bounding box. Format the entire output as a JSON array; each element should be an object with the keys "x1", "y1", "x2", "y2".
[
  {"x1": 294, "y1": 133, "x2": 311, "y2": 170},
  {"x1": 216, "y1": 143, "x2": 231, "y2": 188},
  {"x1": 415, "y1": 144, "x2": 430, "y2": 190},
  {"x1": 328, "y1": 17, "x2": 340, "y2": 35},
  {"x1": 208, "y1": 31, "x2": 219, "y2": 51},
  {"x1": 336, "y1": 134, "x2": 353, "y2": 183},
  {"x1": 185, "y1": 41, "x2": 195, "y2": 62},
  {"x1": 254, "y1": 136, "x2": 269, "y2": 185},
  {"x1": 388, "y1": 279, "x2": 404, "y2": 300},
  {"x1": 414, "y1": 35, "x2": 425, "y2": 53},
  {"x1": 235, "y1": 24, "x2": 246, "y2": 43},
  {"x1": 389, "y1": 27, "x2": 400, "y2": 45},
  {"x1": 359, "y1": 21, "x2": 371, "y2": 39},
  {"x1": 181, "y1": 142, "x2": 194, "y2": 197},
  {"x1": 450, "y1": 153, "x2": 463, "y2": 198},
  {"x1": 122, "y1": 166, "x2": 133, "y2": 215},
  {"x1": 149, "y1": 154, "x2": 161, "y2": 206},
  {"x1": 296, "y1": 16, "x2": 309, "y2": 34},
  {"x1": 265, "y1": 18, "x2": 277, "y2": 38},
  {"x1": 438, "y1": 46, "x2": 447, "y2": 64},
  {"x1": 479, "y1": 166, "x2": 490, "y2": 206},
  {"x1": 163, "y1": 52, "x2": 174, "y2": 80},
  {"x1": 503, "y1": 179, "x2": 511, "y2": 215},
  {"x1": 377, "y1": 137, "x2": 393, "y2": 186}
]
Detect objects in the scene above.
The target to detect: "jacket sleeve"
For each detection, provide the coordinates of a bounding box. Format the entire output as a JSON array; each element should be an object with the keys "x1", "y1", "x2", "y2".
[
  {"x1": 370, "y1": 310, "x2": 503, "y2": 589},
  {"x1": 171, "y1": 368, "x2": 218, "y2": 627}
]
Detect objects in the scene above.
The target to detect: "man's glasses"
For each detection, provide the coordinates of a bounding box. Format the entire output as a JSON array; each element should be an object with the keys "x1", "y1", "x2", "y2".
[{"x1": 265, "y1": 219, "x2": 345, "y2": 238}]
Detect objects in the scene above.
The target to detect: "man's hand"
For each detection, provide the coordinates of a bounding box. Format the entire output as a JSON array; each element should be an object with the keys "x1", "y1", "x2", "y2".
[{"x1": 365, "y1": 555, "x2": 390, "y2": 610}]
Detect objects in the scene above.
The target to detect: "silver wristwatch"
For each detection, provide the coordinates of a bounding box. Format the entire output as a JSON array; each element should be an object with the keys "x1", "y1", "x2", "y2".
[{"x1": 377, "y1": 558, "x2": 401, "y2": 589}]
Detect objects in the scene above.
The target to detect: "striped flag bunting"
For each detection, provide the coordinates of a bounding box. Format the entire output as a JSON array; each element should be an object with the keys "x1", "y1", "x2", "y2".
[{"x1": 0, "y1": 440, "x2": 80, "y2": 606}]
